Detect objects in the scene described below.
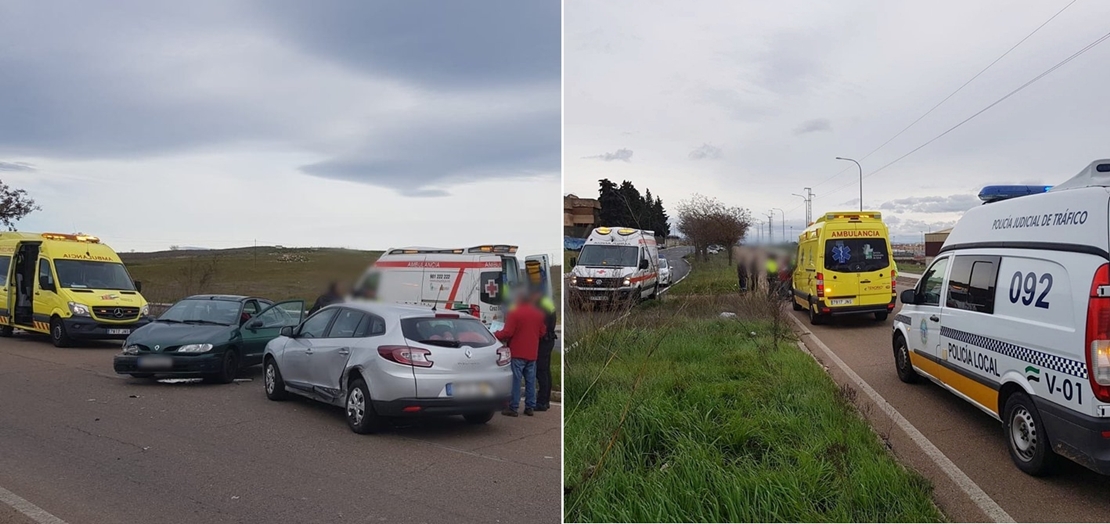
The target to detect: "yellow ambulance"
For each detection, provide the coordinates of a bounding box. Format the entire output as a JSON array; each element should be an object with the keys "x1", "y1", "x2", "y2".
[
  {"x1": 791, "y1": 211, "x2": 897, "y2": 325},
  {"x1": 0, "y1": 232, "x2": 151, "y2": 346}
]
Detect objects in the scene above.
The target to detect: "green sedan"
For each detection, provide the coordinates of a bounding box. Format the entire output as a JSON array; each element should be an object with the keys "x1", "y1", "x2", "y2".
[{"x1": 113, "y1": 295, "x2": 304, "y2": 383}]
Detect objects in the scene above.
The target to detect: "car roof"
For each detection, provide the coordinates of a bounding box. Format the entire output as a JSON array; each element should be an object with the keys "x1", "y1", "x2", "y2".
[{"x1": 182, "y1": 294, "x2": 258, "y2": 302}]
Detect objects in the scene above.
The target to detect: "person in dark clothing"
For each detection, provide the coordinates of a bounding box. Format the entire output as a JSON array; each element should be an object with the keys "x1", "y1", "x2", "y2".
[
  {"x1": 535, "y1": 295, "x2": 557, "y2": 411},
  {"x1": 737, "y1": 261, "x2": 749, "y2": 292},
  {"x1": 750, "y1": 258, "x2": 760, "y2": 292},
  {"x1": 308, "y1": 282, "x2": 341, "y2": 315}
]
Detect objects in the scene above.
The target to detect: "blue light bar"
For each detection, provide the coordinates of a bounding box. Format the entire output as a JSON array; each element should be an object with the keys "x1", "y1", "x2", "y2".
[{"x1": 977, "y1": 185, "x2": 1052, "y2": 204}]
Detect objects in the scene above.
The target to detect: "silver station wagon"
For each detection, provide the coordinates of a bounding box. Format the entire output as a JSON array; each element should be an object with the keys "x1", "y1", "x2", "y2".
[{"x1": 263, "y1": 301, "x2": 513, "y2": 433}]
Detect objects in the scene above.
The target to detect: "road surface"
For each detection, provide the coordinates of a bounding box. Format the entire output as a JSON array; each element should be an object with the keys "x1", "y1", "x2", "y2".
[
  {"x1": 659, "y1": 246, "x2": 692, "y2": 290},
  {"x1": 0, "y1": 336, "x2": 561, "y2": 523},
  {"x1": 790, "y1": 283, "x2": 1110, "y2": 522}
]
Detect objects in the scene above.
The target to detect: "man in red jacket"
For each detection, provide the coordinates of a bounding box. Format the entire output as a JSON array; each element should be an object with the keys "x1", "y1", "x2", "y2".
[{"x1": 494, "y1": 289, "x2": 547, "y2": 417}]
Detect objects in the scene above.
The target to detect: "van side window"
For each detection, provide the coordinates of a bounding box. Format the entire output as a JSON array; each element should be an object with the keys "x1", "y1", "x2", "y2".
[
  {"x1": 946, "y1": 256, "x2": 1001, "y2": 314},
  {"x1": 0, "y1": 256, "x2": 10, "y2": 286},
  {"x1": 917, "y1": 257, "x2": 949, "y2": 306},
  {"x1": 37, "y1": 259, "x2": 54, "y2": 289}
]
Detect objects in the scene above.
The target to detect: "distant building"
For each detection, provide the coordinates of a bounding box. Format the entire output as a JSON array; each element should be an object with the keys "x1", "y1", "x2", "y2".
[
  {"x1": 924, "y1": 228, "x2": 953, "y2": 266},
  {"x1": 564, "y1": 194, "x2": 601, "y2": 238}
]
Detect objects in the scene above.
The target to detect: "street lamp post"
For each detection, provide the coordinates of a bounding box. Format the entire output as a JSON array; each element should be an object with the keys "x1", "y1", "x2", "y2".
[
  {"x1": 772, "y1": 207, "x2": 785, "y2": 242},
  {"x1": 835, "y1": 157, "x2": 863, "y2": 211}
]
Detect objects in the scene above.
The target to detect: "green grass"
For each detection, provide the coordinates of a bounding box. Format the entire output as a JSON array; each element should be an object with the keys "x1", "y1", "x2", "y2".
[
  {"x1": 668, "y1": 252, "x2": 741, "y2": 296},
  {"x1": 552, "y1": 350, "x2": 561, "y2": 393},
  {"x1": 896, "y1": 261, "x2": 927, "y2": 274},
  {"x1": 563, "y1": 256, "x2": 943, "y2": 522}
]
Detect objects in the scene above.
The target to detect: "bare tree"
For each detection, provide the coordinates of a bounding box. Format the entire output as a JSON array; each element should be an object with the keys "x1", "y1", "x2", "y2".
[
  {"x1": 0, "y1": 180, "x2": 40, "y2": 231},
  {"x1": 175, "y1": 254, "x2": 221, "y2": 298},
  {"x1": 675, "y1": 194, "x2": 751, "y2": 264}
]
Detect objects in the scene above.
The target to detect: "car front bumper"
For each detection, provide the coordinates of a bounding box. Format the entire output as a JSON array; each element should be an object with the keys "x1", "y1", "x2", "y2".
[
  {"x1": 113, "y1": 352, "x2": 223, "y2": 376},
  {"x1": 63, "y1": 316, "x2": 152, "y2": 340},
  {"x1": 372, "y1": 396, "x2": 511, "y2": 417}
]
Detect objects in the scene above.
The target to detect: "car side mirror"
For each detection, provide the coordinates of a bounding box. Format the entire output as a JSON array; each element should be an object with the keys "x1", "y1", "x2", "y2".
[
  {"x1": 39, "y1": 278, "x2": 54, "y2": 292},
  {"x1": 569, "y1": 257, "x2": 577, "y2": 268},
  {"x1": 248, "y1": 319, "x2": 263, "y2": 330},
  {"x1": 639, "y1": 259, "x2": 649, "y2": 270},
  {"x1": 280, "y1": 326, "x2": 294, "y2": 337},
  {"x1": 134, "y1": 281, "x2": 143, "y2": 292},
  {"x1": 900, "y1": 289, "x2": 917, "y2": 305}
]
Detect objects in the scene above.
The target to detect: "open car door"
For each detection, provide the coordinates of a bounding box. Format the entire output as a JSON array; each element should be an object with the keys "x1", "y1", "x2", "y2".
[{"x1": 239, "y1": 300, "x2": 305, "y2": 365}]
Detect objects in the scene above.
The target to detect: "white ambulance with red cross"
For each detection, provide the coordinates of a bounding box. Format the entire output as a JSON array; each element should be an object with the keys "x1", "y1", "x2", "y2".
[
  {"x1": 568, "y1": 227, "x2": 659, "y2": 306},
  {"x1": 353, "y1": 245, "x2": 548, "y2": 327}
]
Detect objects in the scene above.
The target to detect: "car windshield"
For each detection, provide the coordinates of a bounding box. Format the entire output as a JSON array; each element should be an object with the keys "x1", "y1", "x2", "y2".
[
  {"x1": 400, "y1": 316, "x2": 498, "y2": 348},
  {"x1": 824, "y1": 239, "x2": 890, "y2": 273},
  {"x1": 53, "y1": 260, "x2": 136, "y2": 291},
  {"x1": 159, "y1": 299, "x2": 240, "y2": 325},
  {"x1": 659, "y1": 258, "x2": 668, "y2": 268},
  {"x1": 577, "y1": 245, "x2": 639, "y2": 267}
]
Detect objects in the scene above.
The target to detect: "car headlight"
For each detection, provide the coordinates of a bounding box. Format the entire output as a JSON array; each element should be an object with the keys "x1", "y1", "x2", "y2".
[
  {"x1": 140, "y1": 304, "x2": 150, "y2": 317},
  {"x1": 177, "y1": 343, "x2": 213, "y2": 353},
  {"x1": 68, "y1": 302, "x2": 90, "y2": 316},
  {"x1": 123, "y1": 344, "x2": 140, "y2": 355},
  {"x1": 570, "y1": 275, "x2": 577, "y2": 286},
  {"x1": 622, "y1": 277, "x2": 631, "y2": 286}
]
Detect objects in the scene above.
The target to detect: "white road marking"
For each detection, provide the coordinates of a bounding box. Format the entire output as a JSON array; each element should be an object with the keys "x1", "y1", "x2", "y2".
[
  {"x1": 0, "y1": 485, "x2": 68, "y2": 524},
  {"x1": 788, "y1": 313, "x2": 1014, "y2": 523}
]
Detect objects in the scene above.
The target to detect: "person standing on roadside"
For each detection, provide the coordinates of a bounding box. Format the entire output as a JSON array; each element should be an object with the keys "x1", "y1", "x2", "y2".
[
  {"x1": 536, "y1": 293, "x2": 557, "y2": 411},
  {"x1": 765, "y1": 256, "x2": 779, "y2": 292},
  {"x1": 750, "y1": 257, "x2": 760, "y2": 292},
  {"x1": 494, "y1": 290, "x2": 547, "y2": 417},
  {"x1": 308, "y1": 282, "x2": 342, "y2": 315},
  {"x1": 737, "y1": 259, "x2": 749, "y2": 292}
]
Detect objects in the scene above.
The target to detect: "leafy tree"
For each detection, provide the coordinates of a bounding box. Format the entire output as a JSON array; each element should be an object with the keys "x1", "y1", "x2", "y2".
[
  {"x1": 596, "y1": 179, "x2": 672, "y2": 238},
  {"x1": 675, "y1": 193, "x2": 751, "y2": 264},
  {"x1": 0, "y1": 181, "x2": 39, "y2": 231}
]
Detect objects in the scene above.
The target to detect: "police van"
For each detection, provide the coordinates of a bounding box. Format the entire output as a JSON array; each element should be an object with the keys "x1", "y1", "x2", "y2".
[
  {"x1": 568, "y1": 227, "x2": 659, "y2": 306},
  {"x1": 353, "y1": 245, "x2": 549, "y2": 327},
  {"x1": 894, "y1": 159, "x2": 1110, "y2": 476},
  {"x1": 791, "y1": 211, "x2": 896, "y2": 324},
  {"x1": 0, "y1": 232, "x2": 151, "y2": 347}
]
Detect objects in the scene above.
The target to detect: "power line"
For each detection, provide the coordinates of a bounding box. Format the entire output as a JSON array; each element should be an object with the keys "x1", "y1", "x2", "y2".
[
  {"x1": 821, "y1": 26, "x2": 1110, "y2": 200},
  {"x1": 810, "y1": 0, "x2": 1077, "y2": 190}
]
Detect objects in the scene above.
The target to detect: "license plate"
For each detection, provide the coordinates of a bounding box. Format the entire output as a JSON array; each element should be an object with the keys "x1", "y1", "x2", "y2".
[
  {"x1": 830, "y1": 298, "x2": 854, "y2": 306},
  {"x1": 138, "y1": 355, "x2": 173, "y2": 369},
  {"x1": 589, "y1": 295, "x2": 608, "y2": 301},
  {"x1": 445, "y1": 382, "x2": 493, "y2": 398},
  {"x1": 107, "y1": 328, "x2": 131, "y2": 335}
]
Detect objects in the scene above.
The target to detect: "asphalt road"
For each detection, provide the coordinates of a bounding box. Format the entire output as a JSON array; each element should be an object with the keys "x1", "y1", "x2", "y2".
[
  {"x1": 659, "y1": 246, "x2": 692, "y2": 289},
  {"x1": 0, "y1": 336, "x2": 561, "y2": 523},
  {"x1": 790, "y1": 282, "x2": 1110, "y2": 522}
]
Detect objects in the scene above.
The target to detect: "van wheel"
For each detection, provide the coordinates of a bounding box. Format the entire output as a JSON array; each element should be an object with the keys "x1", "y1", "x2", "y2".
[
  {"x1": 648, "y1": 285, "x2": 658, "y2": 300},
  {"x1": 875, "y1": 312, "x2": 889, "y2": 321},
  {"x1": 808, "y1": 303, "x2": 825, "y2": 325},
  {"x1": 346, "y1": 378, "x2": 385, "y2": 434},
  {"x1": 1004, "y1": 392, "x2": 1058, "y2": 476},
  {"x1": 0, "y1": 325, "x2": 12, "y2": 337},
  {"x1": 893, "y1": 334, "x2": 918, "y2": 383},
  {"x1": 264, "y1": 358, "x2": 289, "y2": 401},
  {"x1": 50, "y1": 317, "x2": 72, "y2": 347}
]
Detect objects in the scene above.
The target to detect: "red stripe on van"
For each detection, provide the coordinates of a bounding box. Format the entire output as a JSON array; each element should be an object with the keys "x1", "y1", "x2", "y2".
[
  {"x1": 374, "y1": 261, "x2": 501, "y2": 269},
  {"x1": 629, "y1": 273, "x2": 657, "y2": 283},
  {"x1": 446, "y1": 267, "x2": 466, "y2": 302}
]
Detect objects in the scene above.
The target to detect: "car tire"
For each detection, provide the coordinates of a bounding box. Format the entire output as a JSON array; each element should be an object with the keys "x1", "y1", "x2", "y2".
[
  {"x1": 207, "y1": 349, "x2": 239, "y2": 384},
  {"x1": 463, "y1": 411, "x2": 495, "y2": 424},
  {"x1": 264, "y1": 358, "x2": 289, "y2": 401},
  {"x1": 875, "y1": 312, "x2": 889, "y2": 321},
  {"x1": 50, "y1": 317, "x2": 72, "y2": 348},
  {"x1": 0, "y1": 325, "x2": 12, "y2": 337},
  {"x1": 792, "y1": 295, "x2": 804, "y2": 311},
  {"x1": 346, "y1": 378, "x2": 385, "y2": 434},
  {"x1": 808, "y1": 303, "x2": 825, "y2": 325},
  {"x1": 893, "y1": 334, "x2": 918, "y2": 384},
  {"x1": 648, "y1": 284, "x2": 658, "y2": 300},
  {"x1": 1004, "y1": 392, "x2": 1058, "y2": 476}
]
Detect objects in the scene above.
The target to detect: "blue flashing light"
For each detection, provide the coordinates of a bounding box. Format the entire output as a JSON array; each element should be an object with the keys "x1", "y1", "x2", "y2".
[{"x1": 977, "y1": 185, "x2": 1052, "y2": 204}]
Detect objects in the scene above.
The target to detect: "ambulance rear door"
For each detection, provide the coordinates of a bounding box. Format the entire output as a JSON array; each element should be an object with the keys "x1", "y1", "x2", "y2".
[{"x1": 525, "y1": 254, "x2": 552, "y2": 297}]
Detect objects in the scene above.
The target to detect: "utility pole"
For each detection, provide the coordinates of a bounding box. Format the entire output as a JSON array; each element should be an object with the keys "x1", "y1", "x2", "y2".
[
  {"x1": 792, "y1": 188, "x2": 815, "y2": 226},
  {"x1": 766, "y1": 211, "x2": 775, "y2": 245}
]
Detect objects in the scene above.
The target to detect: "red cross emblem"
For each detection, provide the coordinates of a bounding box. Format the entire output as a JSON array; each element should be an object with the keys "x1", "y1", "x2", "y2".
[{"x1": 485, "y1": 279, "x2": 498, "y2": 296}]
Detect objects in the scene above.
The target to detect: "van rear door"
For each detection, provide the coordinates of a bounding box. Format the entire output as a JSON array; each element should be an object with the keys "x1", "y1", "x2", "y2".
[
  {"x1": 823, "y1": 230, "x2": 862, "y2": 305},
  {"x1": 525, "y1": 254, "x2": 552, "y2": 296}
]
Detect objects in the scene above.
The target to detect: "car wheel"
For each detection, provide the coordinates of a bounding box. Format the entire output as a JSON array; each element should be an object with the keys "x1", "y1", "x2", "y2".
[
  {"x1": 808, "y1": 303, "x2": 825, "y2": 325},
  {"x1": 346, "y1": 378, "x2": 385, "y2": 434},
  {"x1": 50, "y1": 317, "x2": 72, "y2": 347},
  {"x1": 1004, "y1": 392, "x2": 1058, "y2": 476},
  {"x1": 875, "y1": 312, "x2": 889, "y2": 321},
  {"x1": 0, "y1": 325, "x2": 13, "y2": 337},
  {"x1": 463, "y1": 411, "x2": 495, "y2": 424},
  {"x1": 893, "y1": 334, "x2": 918, "y2": 384},
  {"x1": 264, "y1": 358, "x2": 289, "y2": 400},
  {"x1": 207, "y1": 349, "x2": 238, "y2": 384},
  {"x1": 129, "y1": 373, "x2": 155, "y2": 379},
  {"x1": 648, "y1": 284, "x2": 658, "y2": 300}
]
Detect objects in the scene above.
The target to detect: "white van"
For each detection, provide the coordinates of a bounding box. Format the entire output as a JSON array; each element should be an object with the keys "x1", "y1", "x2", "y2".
[
  {"x1": 893, "y1": 159, "x2": 1110, "y2": 476},
  {"x1": 568, "y1": 227, "x2": 659, "y2": 305},
  {"x1": 354, "y1": 245, "x2": 549, "y2": 327}
]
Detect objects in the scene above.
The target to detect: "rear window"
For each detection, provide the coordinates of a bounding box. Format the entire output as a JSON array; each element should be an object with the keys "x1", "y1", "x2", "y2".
[
  {"x1": 824, "y1": 239, "x2": 889, "y2": 273},
  {"x1": 401, "y1": 316, "x2": 498, "y2": 348}
]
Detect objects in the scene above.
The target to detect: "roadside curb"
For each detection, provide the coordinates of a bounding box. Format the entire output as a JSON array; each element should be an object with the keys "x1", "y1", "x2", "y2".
[{"x1": 788, "y1": 313, "x2": 1014, "y2": 523}]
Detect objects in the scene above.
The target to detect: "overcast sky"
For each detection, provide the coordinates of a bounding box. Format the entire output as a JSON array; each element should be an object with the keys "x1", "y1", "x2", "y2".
[
  {"x1": 564, "y1": 0, "x2": 1110, "y2": 243},
  {"x1": 0, "y1": 0, "x2": 561, "y2": 257}
]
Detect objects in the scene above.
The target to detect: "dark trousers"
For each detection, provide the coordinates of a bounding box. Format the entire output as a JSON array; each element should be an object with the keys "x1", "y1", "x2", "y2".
[{"x1": 536, "y1": 340, "x2": 554, "y2": 407}]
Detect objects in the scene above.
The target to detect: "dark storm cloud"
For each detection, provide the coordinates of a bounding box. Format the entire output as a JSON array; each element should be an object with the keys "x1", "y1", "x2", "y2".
[
  {"x1": 584, "y1": 148, "x2": 633, "y2": 162},
  {"x1": 879, "y1": 194, "x2": 979, "y2": 213},
  {"x1": 794, "y1": 118, "x2": 831, "y2": 135},
  {"x1": 0, "y1": 161, "x2": 35, "y2": 172},
  {"x1": 688, "y1": 144, "x2": 722, "y2": 160},
  {"x1": 0, "y1": 0, "x2": 560, "y2": 193}
]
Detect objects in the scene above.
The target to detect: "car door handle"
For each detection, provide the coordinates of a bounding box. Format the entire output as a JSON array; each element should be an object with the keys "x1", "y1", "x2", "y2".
[
  {"x1": 929, "y1": 315, "x2": 940, "y2": 322},
  {"x1": 338, "y1": 348, "x2": 350, "y2": 355},
  {"x1": 860, "y1": 280, "x2": 871, "y2": 284},
  {"x1": 304, "y1": 349, "x2": 313, "y2": 355}
]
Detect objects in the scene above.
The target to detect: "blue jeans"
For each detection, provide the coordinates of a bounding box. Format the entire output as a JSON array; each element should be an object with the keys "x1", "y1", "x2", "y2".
[{"x1": 510, "y1": 358, "x2": 536, "y2": 411}]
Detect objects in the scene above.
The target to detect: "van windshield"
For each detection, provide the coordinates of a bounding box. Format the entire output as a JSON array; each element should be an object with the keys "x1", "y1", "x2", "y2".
[
  {"x1": 577, "y1": 245, "x2": 639, "y2": 267},
  {"x1": 824, "y1": 239, "x2": 889, "y2": 273},
  {"x1": 53, "y1": 260, "x2": 137, "y2": 291}
]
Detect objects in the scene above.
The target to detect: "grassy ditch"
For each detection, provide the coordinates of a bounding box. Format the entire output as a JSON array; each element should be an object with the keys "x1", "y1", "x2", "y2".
[{"x1": 564, "y1": 264, "x2": 942, "y2": 522}]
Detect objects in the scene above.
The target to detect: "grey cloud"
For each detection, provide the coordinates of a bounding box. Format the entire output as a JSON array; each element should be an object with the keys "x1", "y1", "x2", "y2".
[
  {"x1": 585, "y1": 148, "x2": 633, "y2": 162},
  {"x1": 688, "y1": 144, "x2": 722, "y2": 160},
  {"x1": 879, "y1": 194, "x2": 979, "y2": 213},
  {"x1": 0, "y1": 161, "x2": 35, "y2": 172},
  {"x1": 794, "y1": 118, "x2": 831, "y2": 135}
]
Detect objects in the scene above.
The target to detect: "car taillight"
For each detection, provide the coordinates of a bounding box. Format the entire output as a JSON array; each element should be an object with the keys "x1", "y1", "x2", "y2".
[
  {"x1": 1086, "y1": 263, "x2": 1110, "y2": 402},
  {"x1": 469, "y1": 304, "x2": 480, "y2": 318},
  {"x1": 497, "y1": 347, "x2": 511, "y2": 366},
  {"x1": 377, "y1": 345, "x2": 433, "y2": 368},
  {"x1": 816, "y1": 272, "x2": 825, "y2": 299},
  {"x1": 891, "y1": 269, "x2": 897, "y2": 295}
]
